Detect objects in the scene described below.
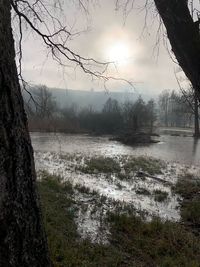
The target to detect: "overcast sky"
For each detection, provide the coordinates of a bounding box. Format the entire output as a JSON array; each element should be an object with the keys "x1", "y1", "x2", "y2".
[{"x1": 20, "y1": 0, "x2": 180, "y2": 96}]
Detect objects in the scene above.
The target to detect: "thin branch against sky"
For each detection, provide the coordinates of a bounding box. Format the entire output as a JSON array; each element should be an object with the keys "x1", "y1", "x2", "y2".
[{"x1": 12, "y1": 0, "x2": 180, "y2": 93}]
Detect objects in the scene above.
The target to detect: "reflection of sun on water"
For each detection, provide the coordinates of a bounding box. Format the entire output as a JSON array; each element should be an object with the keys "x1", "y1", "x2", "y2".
[{"x1": 106, "y1": 41, "x2": 131, "y2": 66}]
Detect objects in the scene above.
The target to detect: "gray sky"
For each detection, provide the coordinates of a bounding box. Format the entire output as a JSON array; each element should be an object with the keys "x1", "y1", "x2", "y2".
[{"x1": 20, "y1": 0, "x2": 179, "y2": 96}]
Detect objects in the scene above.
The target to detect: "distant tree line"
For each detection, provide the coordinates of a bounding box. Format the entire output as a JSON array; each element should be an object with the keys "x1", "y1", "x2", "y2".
[
  {"x1": 25, "y1": 86, "x2": 200, "y2": 135},
  {"x1": 158, "y1": 89, "x2": 199, "y2": 129},
  {"x1": 25, "y1": 85, "x2": 157, "y2": 135}
]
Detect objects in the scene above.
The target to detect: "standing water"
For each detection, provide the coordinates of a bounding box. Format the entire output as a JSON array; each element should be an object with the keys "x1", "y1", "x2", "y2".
[
  {"x1": 31, "y1": 132, "x2": 200, "y2": 242},
  {"x1": 31, "y1": 132, "x2": 200, "y2": 166}
]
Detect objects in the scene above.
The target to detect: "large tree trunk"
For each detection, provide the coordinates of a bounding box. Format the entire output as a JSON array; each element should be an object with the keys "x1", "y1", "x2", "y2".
[
  {"x1": 0, "y1": 1, "x2": 51, "y2": 266},
  {"x1": 194, "y1": 89, "x2": 200, "y2": 137},
  {"x1": 154, "y1": 0, "x2": 200, "y2": 98}
]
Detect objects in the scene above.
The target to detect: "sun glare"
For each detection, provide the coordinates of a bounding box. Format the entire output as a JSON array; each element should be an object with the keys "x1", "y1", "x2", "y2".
[{"x1": 106, "y1": 41, "x2": 131, "y2": 65}]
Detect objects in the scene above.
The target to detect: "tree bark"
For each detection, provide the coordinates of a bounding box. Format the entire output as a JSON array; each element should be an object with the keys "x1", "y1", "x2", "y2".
[
  {"x1": 194, "y1": 89, "x2": 200, "y2": 137},
  {"x1": 154, "y1": 0, "x2": 200, "y2": 98},
  {"x1": 0, "y1": 1, "x2": 51, "y2": 266}
]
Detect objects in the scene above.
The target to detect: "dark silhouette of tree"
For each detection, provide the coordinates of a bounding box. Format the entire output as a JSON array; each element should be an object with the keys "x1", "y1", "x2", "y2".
[
  {"x1": 0, "y1": 1, "x2": 114, "y2": 266},
  {"x1": 121, "y1": 97, "x2": 154, "y2": 133},
  {"x1": 117, "y1": 0, "x2": 200, "y2": 99},
  {"x1": 194, "y1": 89, "x2": 200, "y2": 137},
  {"x1": 154, "y1": 0, "x2": 200, "y2": 99},
  {"x1": 119, "y1": 0, "x2": 200, "y2": 132},
  {"x1": 0, "y1": 1, "x2": 51, "y2": 266}
]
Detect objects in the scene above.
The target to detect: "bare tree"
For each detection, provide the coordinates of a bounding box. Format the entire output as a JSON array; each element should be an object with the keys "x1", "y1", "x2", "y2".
[
  {"x1": 0, "y1": 1, "x2": 51, "y2": 265},
  {"x1": 0, "y1": 1, "x2": 117, "y2": 266},
  {"x1": 194, "y1": 88, "x2": 200, "y2": 136},
  {"x1": 3, "y1": 0, "x2": 200, "y2": 265},
  {"x1": 32, "y1": 86, "x2": 57, "y2": 119},
  {"x1": 154, "y1": 0, "x2": 200, "y2": 136},
  {"x1": 180, "y1": 87, "x2": 199, "y2": 136},
  {"x1": 153, "y1": 0, "x2": 200, "y2": 99},
  {"x1": 117, "y1": 0, "x2": 200, "y2": 100}
]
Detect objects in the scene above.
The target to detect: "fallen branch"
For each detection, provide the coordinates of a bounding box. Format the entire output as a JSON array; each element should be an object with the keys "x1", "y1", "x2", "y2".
[{"x1": 137, "y1": 171, "x2": 172, "y2": 185}]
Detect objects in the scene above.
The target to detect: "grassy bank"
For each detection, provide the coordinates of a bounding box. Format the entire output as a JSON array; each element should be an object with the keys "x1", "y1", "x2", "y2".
[
  {"x1": 38, "y1": 172, "x2": 121, "y2": 267},
  {"x1": 38, "y1": 172, "x2": 200, "y2": 267},
  {"x1": 173, "y1": 173, "x2": 200, "y2": 228}
]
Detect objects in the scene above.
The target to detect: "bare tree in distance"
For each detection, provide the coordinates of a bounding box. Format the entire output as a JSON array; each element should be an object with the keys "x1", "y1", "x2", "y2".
[
  {"x1": 32, "y1": 86, "x2": 57, "y2": 119},
  {"x1": 175, "y1": 72, "x2": 200, "y2": 137}
]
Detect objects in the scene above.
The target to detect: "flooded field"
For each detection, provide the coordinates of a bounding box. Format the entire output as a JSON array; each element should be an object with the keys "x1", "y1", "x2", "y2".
[
  {"x1": 31, "y1": 132, "x2": 200, "y2": 242},
  {"x1": 31, "y1": 132, "x2": 200, "y2": 165}
]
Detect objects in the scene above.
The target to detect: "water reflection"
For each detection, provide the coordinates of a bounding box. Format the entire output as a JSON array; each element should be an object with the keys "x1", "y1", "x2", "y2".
[
  {"x1": 192, "y1": 137, "x2": 199, "y2": 158},
  {"x1": 31, "y1": 133, "x2": 200, "y2": 166}
]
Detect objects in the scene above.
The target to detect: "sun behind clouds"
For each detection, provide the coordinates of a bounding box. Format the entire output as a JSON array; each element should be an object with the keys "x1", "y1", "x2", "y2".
[{"x1": 106, "y1": 41, "x2": 131, "y2": 65}]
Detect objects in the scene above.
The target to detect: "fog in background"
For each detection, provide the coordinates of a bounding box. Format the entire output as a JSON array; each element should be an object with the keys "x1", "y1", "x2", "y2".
[{"x1": 19, "y1": 0, "x2": 179, "y2": 96}]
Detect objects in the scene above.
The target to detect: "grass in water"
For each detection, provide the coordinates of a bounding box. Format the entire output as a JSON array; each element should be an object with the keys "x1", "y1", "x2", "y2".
[
  {"x1": 123, "y1": 156, "x2": 164, "y2": 175},
  {"x1": 153, "y1": 189, "x2": 169, "y2": 202},
  {"x1": 80, "y1": 156, "x2": 121, "y2": 174},
  {"x1": 38, "y1": 172, "x2": 200, "y2": 267},
  {"x1": 136, "y1": 187, "x2": 151, "y2": 196}
]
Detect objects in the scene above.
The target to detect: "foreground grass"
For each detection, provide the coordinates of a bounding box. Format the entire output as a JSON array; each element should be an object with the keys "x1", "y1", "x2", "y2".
[
  {"x1": 38, "y1": 172, "x2": 121, "y2": 267},
  {"x1": 108, "y1": 214, "x2": 200, "y2": 267},
  {"x1": 173, "y1": 173, "x2": 200, "y2": 227},
  {"x1": 38, "y1": 172, "x2": 200, "y2": 267}
]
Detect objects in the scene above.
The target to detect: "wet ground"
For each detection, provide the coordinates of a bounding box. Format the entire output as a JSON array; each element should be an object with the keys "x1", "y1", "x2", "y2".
[{"x1": 31, "y1": 132, "x2": 200, "y2": 242}]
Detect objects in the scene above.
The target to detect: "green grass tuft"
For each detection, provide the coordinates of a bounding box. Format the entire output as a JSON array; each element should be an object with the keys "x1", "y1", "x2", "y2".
[
  {"x1": 136, "y1": 187, "x2": 151, "y2": 196},
  {"x1": 173, "y1": 175, "x2": 200, "y2": 226},
  {"x1": 123, "y1": 157, "x2": 164, "y2": 175},
  {"x1": 153, "y1": 190, "x2": 169, "y2": 202},
  {"x1": 80, "y1": 157, "x2": 121, "y2": 174}
]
